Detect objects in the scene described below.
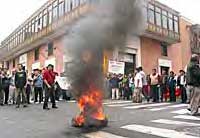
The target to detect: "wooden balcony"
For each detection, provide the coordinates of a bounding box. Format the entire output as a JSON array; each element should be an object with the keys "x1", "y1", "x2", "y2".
[
  {"x1": 0, "y1": 1, "x2": 92, "y2": 61},
  {"x1": 143, "y1": 22, "x2": 180, "y2": 44}
]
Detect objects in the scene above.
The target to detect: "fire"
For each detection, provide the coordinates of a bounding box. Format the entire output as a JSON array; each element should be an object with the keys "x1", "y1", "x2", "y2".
[{"x1": 73, "y1": 85, "x2": 107, "y2": 127}]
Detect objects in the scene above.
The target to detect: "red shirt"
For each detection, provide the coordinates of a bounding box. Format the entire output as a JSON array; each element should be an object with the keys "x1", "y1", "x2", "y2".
[{"x1": 43, "y1": 70, "x2": 56, "y2": 85}]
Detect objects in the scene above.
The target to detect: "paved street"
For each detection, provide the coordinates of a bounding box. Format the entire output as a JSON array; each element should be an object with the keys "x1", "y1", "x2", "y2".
[{"x1": 0, "y1": 100, "x2": 200, "y2": 138}]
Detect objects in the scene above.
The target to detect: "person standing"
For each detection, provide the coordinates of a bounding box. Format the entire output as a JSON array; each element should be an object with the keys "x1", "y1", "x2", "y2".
[
  {"x1": 9, "y1": 69, "x2": 16, "y2": 104},
  {"x1": 186, "y1": 55, "x2": 200, "y2": 116},
  {"x1": 150, "y1": 69, "x2": 159, "y2": 102},
  {"x1": 109, "y1": 74, "x2": 120, "y2": 100},
  {"x1": 43, "y1": 64, "x2": 58, "y2": 110},
  {"x1": 139, "y1": 67, "x2": 149, "y2": 102},
  {"x1": 177, "y1": 70, "x2": 187, "y2": 103},
  {"x1": 160, "y1": 70, "x2": 168, "y2": 102},
  {"x1": 2, "y1": 69, "x2": 10, "y2": 105},
  {"x1": 15, "y1": 64, "x2": 27, "y2": 108},
  {"x1": 0, "y1": 70, "x2": 4, "y2": 106},
  {"x1": 133, "y1": 68, "x2": 143, "y2": 103},
  {"x1": 168, "y1": 71, "x2": 176, "y2": 102},
  {"x1": 33, "y1": 69, "x2": 43, "y2": 103}
]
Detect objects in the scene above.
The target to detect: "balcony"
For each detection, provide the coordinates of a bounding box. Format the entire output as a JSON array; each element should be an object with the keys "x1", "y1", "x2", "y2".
[
  {"x1": 143, "y1": 0, "x2": 180, "y2": 44},
  {"x1": 0, "y1": 0, "x2": 92, "y2": 61},
  {"x1": 190, "y1": 24, "x2": 200, "y2": 54}
]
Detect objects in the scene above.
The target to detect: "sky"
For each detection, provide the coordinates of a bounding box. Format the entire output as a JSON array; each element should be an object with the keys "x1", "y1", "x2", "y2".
[{"x1": 0, "y1": 0, "x2": 200, "y2": 42}]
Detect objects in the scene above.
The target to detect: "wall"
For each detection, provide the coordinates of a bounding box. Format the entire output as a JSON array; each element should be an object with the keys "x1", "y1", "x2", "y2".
[{"x1": 169, "y1": 17, "x2": 192, "y2": 72}]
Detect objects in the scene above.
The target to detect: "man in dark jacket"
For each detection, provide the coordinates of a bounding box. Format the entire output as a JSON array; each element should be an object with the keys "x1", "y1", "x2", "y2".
[
  {"x1": 15, "y1": 64, "x2": 27, "y2": 108},
  {"x1": 0, "y1": 69, "x2": 4, "y2": 106},
  {"x1": 160, "y1": 70, "x2": 168, "y2": 102},
  {"x1": 187, "y1": 55, "x2": 200, "y2": 116}
]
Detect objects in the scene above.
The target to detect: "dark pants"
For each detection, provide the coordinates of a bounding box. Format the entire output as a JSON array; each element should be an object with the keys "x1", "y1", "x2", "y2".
[
  {"x1": 16, "y1": 88, "x2": 27, "y2": 106},
  {"x1": 180, "y1": 85, "x2": 187, "y2": 103},
  {"x1": 160, "y1": 85, "x2": 167, "y2": 102},
  {"x1": 34, "y1": 87, "x2": 43, "y2": 103},
  {"x1": 4, "y1": 87, "x2": 9, "y2": 104},
  {"x1": 169, "y1": 86, "x2": 176, "y2": 102},
  {"x1": 43, "y1": 85, "x2": 56, "y2": 108},
  {"x1": 26, "y1": 85, "x2": 31, "y2": 104},
  {"x1": 151, "y1": 85, "x2": 159, "y2": 102}
]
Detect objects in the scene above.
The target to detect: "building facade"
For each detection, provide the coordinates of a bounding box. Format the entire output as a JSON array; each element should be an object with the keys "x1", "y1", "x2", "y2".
[{"x1": 0, "y1": 0, "x2": 196, "y2": 75}]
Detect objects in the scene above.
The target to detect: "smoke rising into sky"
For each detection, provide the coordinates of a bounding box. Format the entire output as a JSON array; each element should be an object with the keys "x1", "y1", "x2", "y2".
[{"x1": 64, "y1": 0, "x2": 146, "y2": 99}]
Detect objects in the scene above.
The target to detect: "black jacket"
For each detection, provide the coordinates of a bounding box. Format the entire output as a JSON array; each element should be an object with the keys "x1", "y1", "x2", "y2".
[
  {"x1": 0, "y1": 76, "x2": 2, "y2": 90},
  {"x1": 187, "y1": 63, "x2": 200, "y2": 87},
  {"x1": 15, "y1": 71, "x2": 27, "y2": 88},
  {"x1": 2, "y1": 76, "x2": 10, "y2": 89}
]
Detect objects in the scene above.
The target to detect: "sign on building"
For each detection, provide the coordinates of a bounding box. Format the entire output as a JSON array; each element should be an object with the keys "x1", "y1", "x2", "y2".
[
  {"x1": 19, "y1": 54, "x2": 27, "y2": 69},
  {"x1": 108, "y1": 60, "x2": 125, "y2": 74}
]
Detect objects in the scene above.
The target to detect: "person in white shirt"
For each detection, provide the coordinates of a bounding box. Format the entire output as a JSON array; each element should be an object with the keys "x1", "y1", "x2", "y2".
[
  {"x1": 177, "y1": 70, "x2": 187, "y2": 103},
  {"x1": 133, "y1": 68, "x2": 143, "y2": 103},
  {"x1": 138, "y1": 67, "x2": 150, "y2": 102}
]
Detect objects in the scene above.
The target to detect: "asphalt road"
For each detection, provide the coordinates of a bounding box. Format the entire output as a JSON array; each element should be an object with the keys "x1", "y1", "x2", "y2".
[{"x1": 0, "y1": 100, "x2": 199, "y2": 138}]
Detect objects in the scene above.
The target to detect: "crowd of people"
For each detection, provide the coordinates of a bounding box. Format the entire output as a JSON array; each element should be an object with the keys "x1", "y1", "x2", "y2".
[
  {"x1": 0, "y1": 64, "x2": 60, "y2": 110},
  {"x1": 105, "y1": 54, "x2": 200, "y2": 116}
]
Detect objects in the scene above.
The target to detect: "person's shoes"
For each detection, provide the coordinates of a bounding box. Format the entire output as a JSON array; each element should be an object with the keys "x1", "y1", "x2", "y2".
[
  {"x1": 52, "y1": 106, "x2": 58, "y2": 109},
  {"x1": 23, "y1": 105, "x2": 28, "y2": 108},
  {"x1": 16, "y1": 105, "x2": 20, "y2": 108},
  {"x1": 0, "y1": 103, "x2": 4, "y2": 106},
  {"x1": 187, "y1": 108, "x2": 191, "y2": 111},
  {"x1": 43, "y1": 107, "x2": 50, "y2": 110}
]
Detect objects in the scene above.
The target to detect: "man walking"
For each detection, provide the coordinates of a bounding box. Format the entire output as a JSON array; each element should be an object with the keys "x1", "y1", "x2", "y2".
[
  {"x1": 43, "y1": 64, "x2": 58, "y2": 110},
  {"x1": 15, "y1": 64, "x2": 27, "y2": 108},
  {"x1": 186, "y1": 55, "x2": 200, "y2": 116}
]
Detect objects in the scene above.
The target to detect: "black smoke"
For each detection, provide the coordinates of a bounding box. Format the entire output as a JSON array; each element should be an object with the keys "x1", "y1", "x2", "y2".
[{"x1": 64, "y1": 0, "x2": 146, "y2": 100}]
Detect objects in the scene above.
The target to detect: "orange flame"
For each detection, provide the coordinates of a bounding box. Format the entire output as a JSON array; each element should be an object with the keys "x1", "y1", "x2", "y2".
[{"x1": 73, "y1": 85, "x2": 106, "y2": 126}]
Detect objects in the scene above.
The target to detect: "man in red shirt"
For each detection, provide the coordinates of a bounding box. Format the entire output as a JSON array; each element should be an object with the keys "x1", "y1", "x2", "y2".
[{"x1": 43, "y1": 64, "x2": 58, "y2": 110}]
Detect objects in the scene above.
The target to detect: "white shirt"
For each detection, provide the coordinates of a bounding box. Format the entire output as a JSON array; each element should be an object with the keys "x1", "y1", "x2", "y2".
[
  {"x1": 140, "y1": 71, "x2": 147, "y2": 86},
  {"x1": 180, "y1": 75, "x2": 186, "y2": 85},
  {"x1": 134, "y1": 73, "x2": 143, "y2": 88}
]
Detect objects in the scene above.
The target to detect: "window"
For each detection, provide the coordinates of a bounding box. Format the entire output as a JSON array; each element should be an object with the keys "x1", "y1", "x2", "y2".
[
  {"x1": 59, "y1": 2, "x2": 64, "y2": 17},
  {"x1": 53, "y1": 1, "x2": 58, "y2": 21},
  {"x1": 35, "y1": 16, "x2": 39, "y2": 32},
  {"x1": 48, "y1": 6, "x2": 53, "y2": 24},
  {"x1": 173, "y1": 16, "x2": 179, "y2": 33},
  {"x1": 12, "y1": 59, "x2": 15, "y2": 68},
  {"x1": 32, "y1": 20, "x2": 35, "y2": 33},
  {"x1": 34, "y1": 48, "x2": 40, "y2": 61},
  {"x1": 162, "y1": 10, "x2": 168, "y2": 29},
  {"x1": 148, "y1": 9, "x2": 155, "y2": 24},
  {"x1": 43, "y1": 10, "x2": 48, "y2": 27},
  {"x1": 156, "y1": 12, "x2": 161, "y2": 26},
  {"x1": 168, "y1": 18, "x2": 173, "y2": 31},
  {"x1": 161, "y1": 43, "x2": 168, "y2": 56},
  {"x1": 48, "y1": 42, "x2": 54, "y2": 56}
]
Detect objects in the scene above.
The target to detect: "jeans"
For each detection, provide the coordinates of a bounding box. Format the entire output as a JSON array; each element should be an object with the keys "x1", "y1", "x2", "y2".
[{"x1": 34, "y1": 87, "x2": 43, "y2": 103}]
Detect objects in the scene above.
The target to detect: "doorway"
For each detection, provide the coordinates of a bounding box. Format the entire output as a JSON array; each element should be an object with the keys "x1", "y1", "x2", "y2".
[{"x1": 160, "y1": 66, "x2": 169, "y2": 75}]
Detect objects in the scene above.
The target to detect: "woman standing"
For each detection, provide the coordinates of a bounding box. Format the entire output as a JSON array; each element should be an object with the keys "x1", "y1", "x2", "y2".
[{"x1": 2, "y1": 70, "x2": 10, "y2": 105}]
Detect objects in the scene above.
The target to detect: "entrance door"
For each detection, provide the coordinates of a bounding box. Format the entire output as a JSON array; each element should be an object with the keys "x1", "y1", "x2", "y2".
[{"x1": 160, "y1": 66, "x2": 169, "y2": 75}]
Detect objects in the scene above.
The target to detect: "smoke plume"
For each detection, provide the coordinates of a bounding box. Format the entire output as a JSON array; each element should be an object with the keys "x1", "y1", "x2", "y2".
[{"x1": 64, "y1": 0, "x2": 146, "y2": 100}]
